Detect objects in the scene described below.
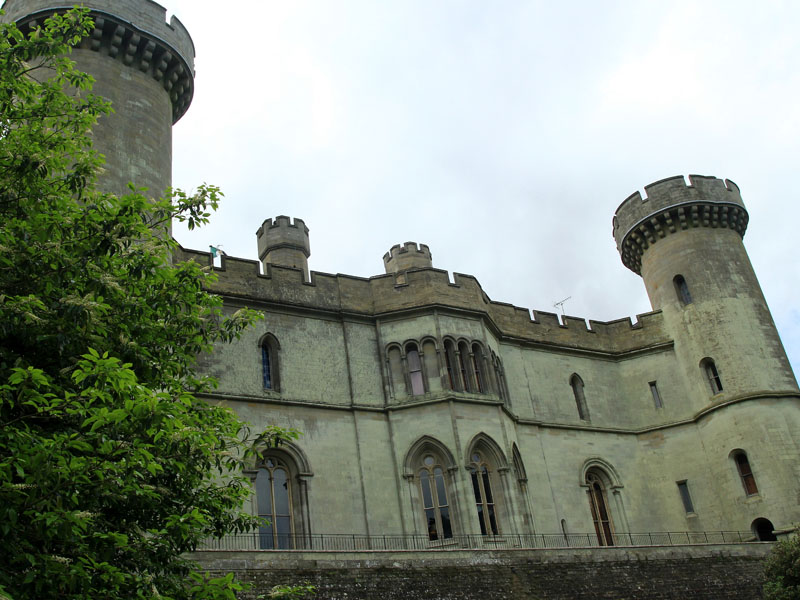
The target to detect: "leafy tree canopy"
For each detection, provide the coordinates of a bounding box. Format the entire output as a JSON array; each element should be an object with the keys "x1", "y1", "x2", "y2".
[
  {"x1": 0, "y1": 9, "x2": 289, "y2": 599},
  {"x1": 764, "y1": 532, "x2": 800, "y2": 600}
]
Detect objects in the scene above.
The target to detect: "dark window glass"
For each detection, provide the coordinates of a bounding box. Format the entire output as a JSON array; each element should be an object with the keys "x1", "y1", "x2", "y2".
[
  {"x1": 458, "y1": 343, "x2": 471, "y2": 392},
  {"x1": 419, "y1": 461, "x2": 453, "y2": 541},
  {"x1": 649, "y1": 381, "x2": 663, "y2": 408},
  {"x1": 702, "y1": 359, "x2": 723, "y2": 394},
  {"x1": 470, "y1": 455, "x2": 499, "y2": 535},
  {"x1": 677, "y1": 480, "x2": 694, "y2": 513},
  {"x1": 674, "y1": 275, "x2": 692, "y2": 306},
  {"x1": 262, "y1": 344, "x2": 272, "y2": 389},
  {"x1": 256, "y1": 460, "x2": 294, "y2": 549},
  {"x1": 444, "y1": 343, "x2": 457, "y2": 390}
]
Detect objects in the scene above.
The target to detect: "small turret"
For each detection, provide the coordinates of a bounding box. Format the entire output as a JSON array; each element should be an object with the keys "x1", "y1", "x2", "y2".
[
  {"x1": 383, "y1": 242, "x2": 433, "y2": 283},
  {"x1": 256, "y1": 216, "x2": 310, "y2": 280}
]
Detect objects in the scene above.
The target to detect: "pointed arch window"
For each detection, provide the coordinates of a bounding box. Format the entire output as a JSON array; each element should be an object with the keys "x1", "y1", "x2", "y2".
[
  {"x1": 260, "y1": 335, "x2": 280, "y2": 391},
  {"x1": 570, "y1": 374, "x2": 589, "y2": 421},
  {"x1": 255, "y1": 457, "x2": 293, "y2": 549},
  {"x1": 701, "y1": 358, "x2": 723, "y2": 394},
  {"x1": 469, "y1": 452, "x2": 499, "y2": 535},
  {"x1": 674, "y1": 275, "x2": 692, "y2": 306},
  {"x1": 418, "y1": 455, "x2": 453, "y2": 541},
  {"x1": 586, "y1": 471, "x2": 614, "y2": 546}
]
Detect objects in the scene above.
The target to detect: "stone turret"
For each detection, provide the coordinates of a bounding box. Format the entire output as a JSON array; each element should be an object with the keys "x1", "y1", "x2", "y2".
[
  {"x1": 614, "y1": 175, "x2": 797, "y2": 403},
  {"x1": 2, "y1": 0, "x2": 195, "y2": 206},
  {"x1": 383, "y1": 242, "x2": 433, "y2": 283},
  {"x1": 256, "y1": 216, "x2": 311, "y2": 280}
]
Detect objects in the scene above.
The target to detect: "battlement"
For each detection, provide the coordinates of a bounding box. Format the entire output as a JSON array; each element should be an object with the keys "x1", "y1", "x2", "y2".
[
  {"x1": 2, "y1": 0, "x2": 195, "y2": 122},
  {"x1": 383, "y1": 242, "x2": 433, "y2": 275},
  {"x1": 176, "y1": 244, "x2": 671, "y2": 357},
  {"x1": 613, "y1": 175, "x2": 749, "y2": 274},
  {"x1": 256, "y1": 216, "x2": 311, "y2": 279}
]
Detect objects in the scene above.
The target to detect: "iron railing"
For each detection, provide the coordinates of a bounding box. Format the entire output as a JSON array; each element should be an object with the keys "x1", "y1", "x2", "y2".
[{"x1": 198, "y1": 530, "x2": 755, "y2": 552}]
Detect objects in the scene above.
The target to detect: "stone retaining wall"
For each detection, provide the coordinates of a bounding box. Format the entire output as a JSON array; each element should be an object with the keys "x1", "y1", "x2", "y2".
[{"x1": 195, "y1": 543, "x2": 771, "y2": 599}]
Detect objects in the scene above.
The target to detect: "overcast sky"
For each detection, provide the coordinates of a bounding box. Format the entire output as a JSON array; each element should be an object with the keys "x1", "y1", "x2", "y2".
[{"x1": 166, "y1": 0, "x2": 799, "y2": 377}]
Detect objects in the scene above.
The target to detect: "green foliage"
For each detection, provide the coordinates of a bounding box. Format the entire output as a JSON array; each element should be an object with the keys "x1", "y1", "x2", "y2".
[
  {"x1": 0, "y1": 9, "x2": 294, "y2": 599},
  {"x1": 261, "y1": 583, "x2": 317, "y2": 599},
  {"x1": 764, "y1": 532, "x2": 800, "y2": 600}
]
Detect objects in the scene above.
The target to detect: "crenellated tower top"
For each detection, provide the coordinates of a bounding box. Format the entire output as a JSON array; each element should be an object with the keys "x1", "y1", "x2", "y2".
[
  {"x1": 613, "y1": 175, "x2": 748, "y2": 274},
  {"x1": 256, "y1": 216, "x2": 311, "y2": 280},
  {"x1": 383, "y1": 242, "x2": 433, "y2": 276}
]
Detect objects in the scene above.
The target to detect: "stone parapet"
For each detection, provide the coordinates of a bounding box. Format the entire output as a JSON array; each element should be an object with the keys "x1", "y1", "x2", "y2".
[
  {"x1": 2, "y1": 0, "x2": 195, "y2": 123},
  {"x1": 613, "y1": 175, "x2": 748, "y2": 274},
  {"x1": 383, "y1": 242, "x2": 433, "y2": 274},
  {"x1": 176, "y1": 246, "x2": 671, "y2": 356}
]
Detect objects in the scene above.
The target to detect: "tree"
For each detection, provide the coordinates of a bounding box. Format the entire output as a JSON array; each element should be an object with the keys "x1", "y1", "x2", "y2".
[
  {"x1": 764, "y1": 532, "x2": 800, "y2": 600},
  {"x1": 0, "y1": 9, "x2": 290, "y2": 599}
]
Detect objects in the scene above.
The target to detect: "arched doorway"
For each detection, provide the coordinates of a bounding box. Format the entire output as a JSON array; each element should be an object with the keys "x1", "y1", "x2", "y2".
[{"x1": 752, "y1": 518, "x2": 777, "y2": 541}]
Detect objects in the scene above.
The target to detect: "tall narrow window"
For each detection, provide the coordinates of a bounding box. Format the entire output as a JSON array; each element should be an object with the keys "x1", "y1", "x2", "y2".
[
  {"x1": 255, "y1": 458, "x2": 294, "y2": 549},
  {"x1": 649, "y1": 381, "x2": 663, "y2": 409},
  {"x1": 701, "y1": 358, "x2": 723, "y2": 394},
  {"x1": 458, "y1": 342, "x2": 472, "y2": 392},
  {"x1": 469, "y1": 452, "x2": 499, "y2": 535},
  {"x1": 418, "y1": 456, "x2": 453, "y2": 541},
  {"x1": 406, "y1": 343, "x2": 425, "y2": 396},
  {"x1": 260, "y1": 335, "x2": 280, "y2": 391},
  {"x1": 493, "y1": 352, "x2": 509, "y2": 402},
  {"x1": 444, "y1": 340, "x2": 458, "y2": 390},
  {"x1": 471, "y1": 344, "x2": 485, "y2": 393},
  {"x1": 674, "y1": 275, "x2": 692, "y2": 306},
  {"x1": 677, "y1": 480, "x2": 695, "y2": 514},
  {"x1": 586, "y1": 471, "x2": 614, "y2": 545},
  {"x1": 570, "y1": 374, "x2": 589, "y2": 421},
  {"x1": 733, "y1": 451, "x2": 758, "y2": 496}
]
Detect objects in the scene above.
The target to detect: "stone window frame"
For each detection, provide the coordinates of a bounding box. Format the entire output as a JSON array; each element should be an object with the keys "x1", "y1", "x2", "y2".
[
  {"x1": 730, "y1": 449, "x2": 759, "y2": 497},
  {"x1": 465, "y1": 433, "x2": 509, "y2": 537},
  {"x1": 673, "y1": 274, "x2": 693, "y2": 306},
  {"x1": 700, "y1": 357, "x2": 723, "y2": 395},
  {"x1": 579, "y1": 458, "x2": 626, "y2": 546},
  {"x1": 570, "y1": 373, "x2": 590, "y2": 421},
  {"x1": 649, "y1": 381, "x2": 663, "y2": 409},
  {"x1": 246, "y1": 443, "x2": 313, "y2": 550},
  {"x1": 676, "y1": 480, "x2": 695, "y2": 515},
  {"x1": 403, "y1": 436, "x2": 460, "y2": 543},
  {"x1": 258, "y1": 333, "x2": 281, "y2": 392}
]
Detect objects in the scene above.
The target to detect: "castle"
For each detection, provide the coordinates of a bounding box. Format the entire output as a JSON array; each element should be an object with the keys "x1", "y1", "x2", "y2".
[{"x1": 7, "y1": 0, "x2": 800, "y2": 564}]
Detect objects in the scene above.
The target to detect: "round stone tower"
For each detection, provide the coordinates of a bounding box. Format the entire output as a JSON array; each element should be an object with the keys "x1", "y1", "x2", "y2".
[
  {"x1": 613, "y1": 175, "x2": 797, "y2": 402},
  {"x1": 2, "y1": 0, "x2": 194, "y2": 200},
  {"x1": 256, "y1": 216, "x2": 311, "y2": 280}
]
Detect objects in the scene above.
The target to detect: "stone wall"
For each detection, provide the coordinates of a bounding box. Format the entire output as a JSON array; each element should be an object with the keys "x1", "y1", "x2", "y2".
[{"x1": 196, "y1": 544, "x2": 770, "y2": 600}]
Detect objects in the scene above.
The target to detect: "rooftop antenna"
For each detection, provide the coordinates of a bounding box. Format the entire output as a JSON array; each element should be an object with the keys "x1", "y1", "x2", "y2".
[{"x1": 554, "y1": 296, "x2": 571, "y2": 316}]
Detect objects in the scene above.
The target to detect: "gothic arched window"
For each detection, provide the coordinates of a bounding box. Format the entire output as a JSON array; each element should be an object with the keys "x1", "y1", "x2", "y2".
[
  {"x1": 457, "y1": 341, "x2": 472, "y2": 392},
  {"x1": 471, "y1": 343, "x2": 486, "y2": 393},
  {"x1": 418, "y1": 455, "x2": 453, "y2": 541},
  {"x1": 469, "y1": 451, "x2": 499, "y2": 535},
  {"x1": 444, "y1": 339, "x2": 459, "y2": 391},
  {"x1": 586, "y1": 470, "x2": 615, "y2": 546},
  {"x1": 255, "y1": 457, "x2": 293, "y2": 549}
]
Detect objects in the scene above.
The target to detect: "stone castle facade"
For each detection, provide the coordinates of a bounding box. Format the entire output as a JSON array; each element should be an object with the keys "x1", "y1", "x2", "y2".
[{"x1": 7, "y1": 0, "x2": 800, "y2": 550}]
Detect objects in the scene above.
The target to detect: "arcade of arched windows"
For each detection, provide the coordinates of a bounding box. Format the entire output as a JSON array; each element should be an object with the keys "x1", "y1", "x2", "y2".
[{"x1": 386, "y1": 337, "x2": 509, "y2": 402}]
